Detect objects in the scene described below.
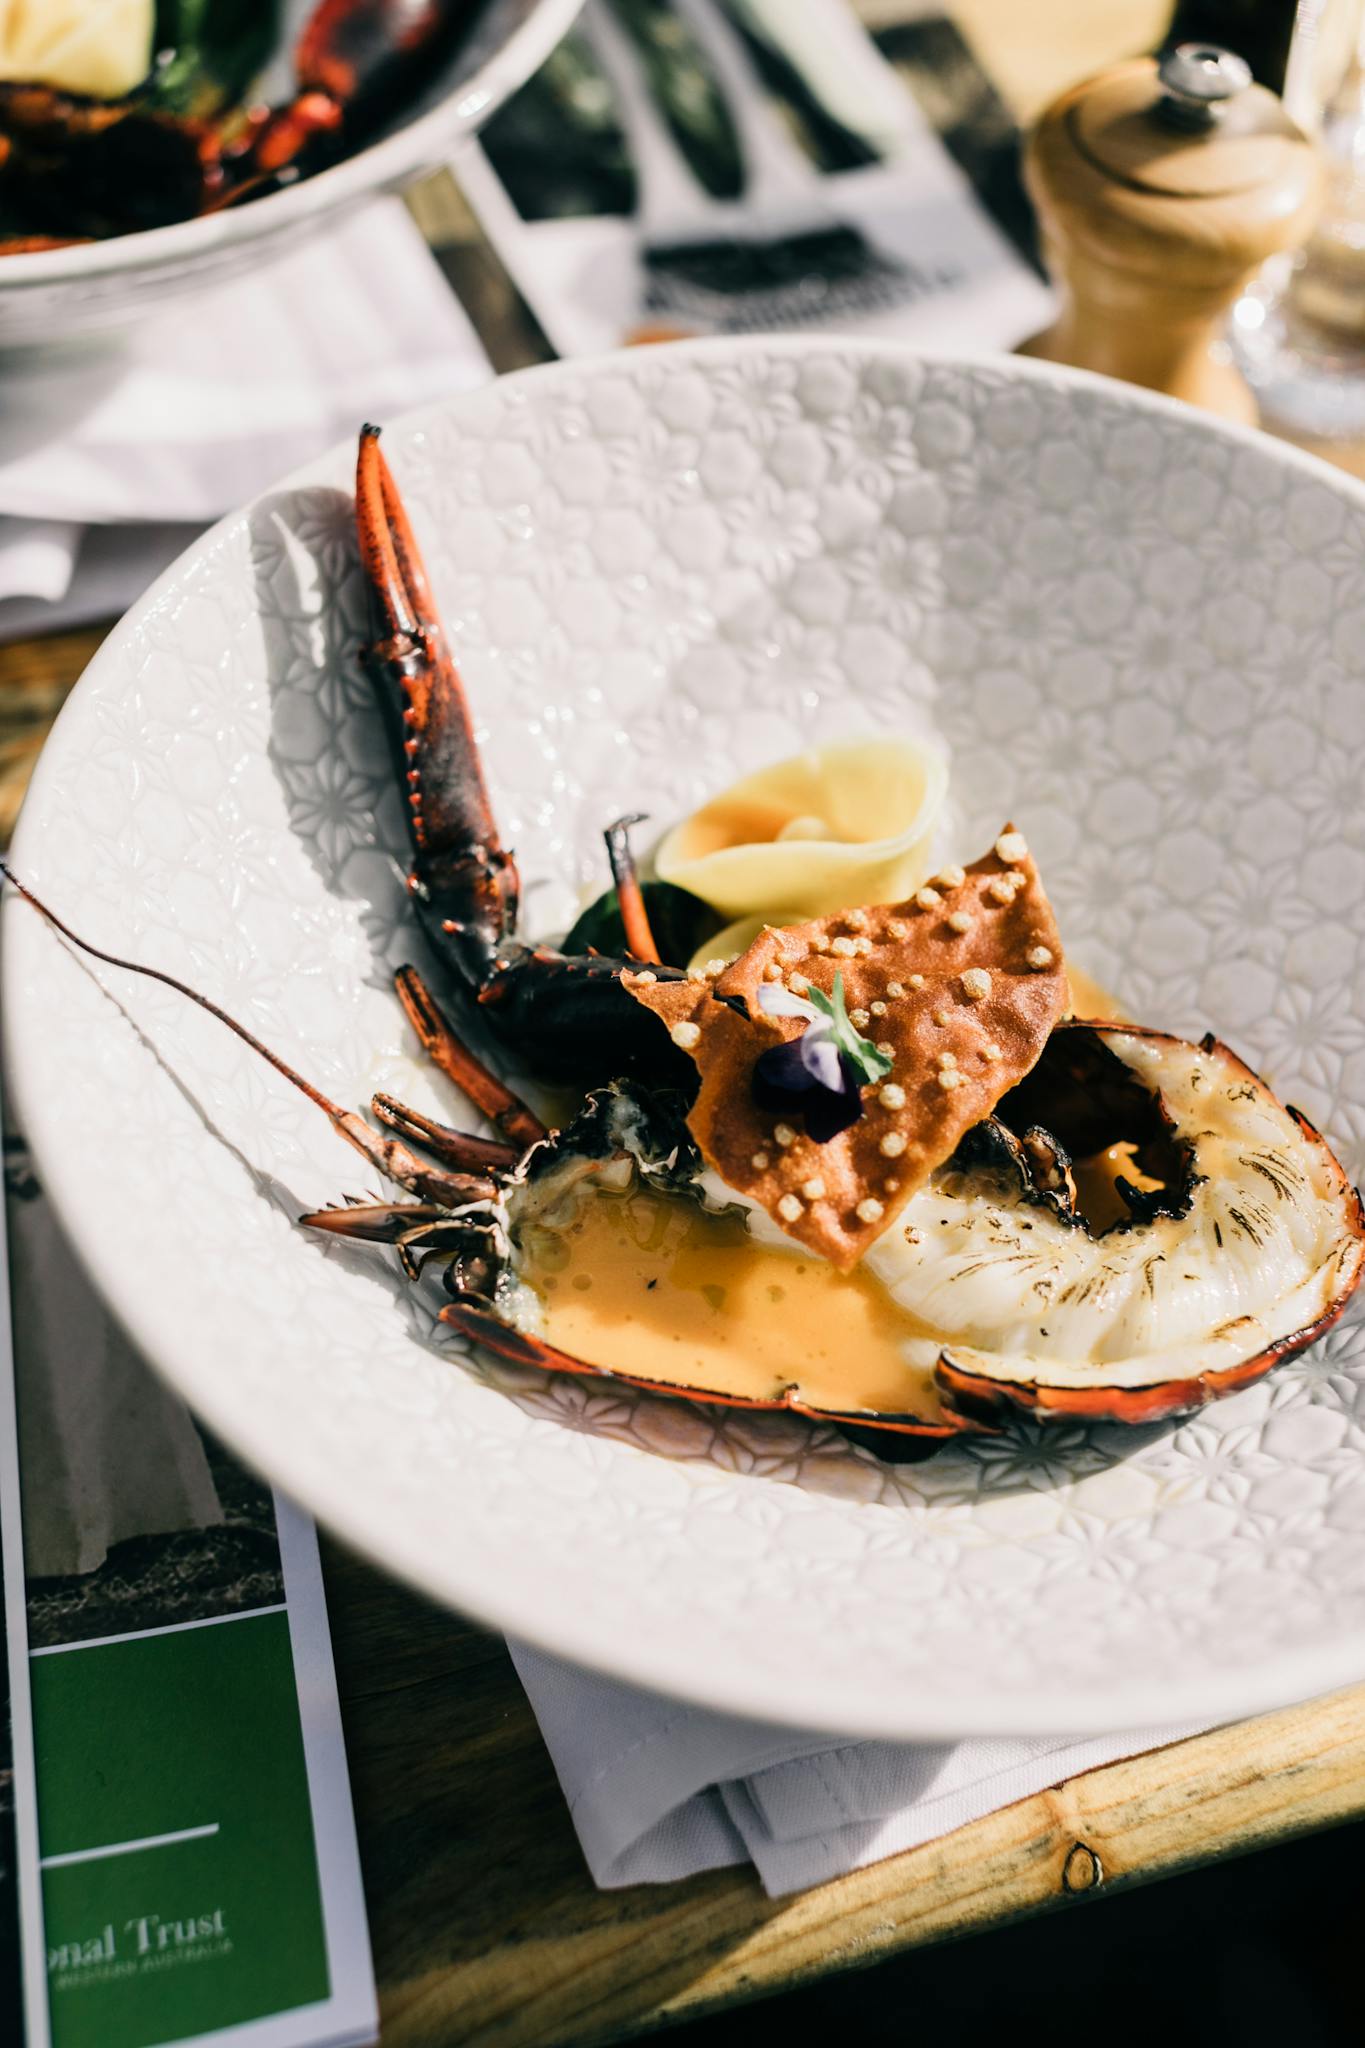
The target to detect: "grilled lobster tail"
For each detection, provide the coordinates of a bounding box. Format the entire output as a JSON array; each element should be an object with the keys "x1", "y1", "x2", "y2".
[{"x1": 354, "y1": 425, "x2": 693, "y2": 1085}]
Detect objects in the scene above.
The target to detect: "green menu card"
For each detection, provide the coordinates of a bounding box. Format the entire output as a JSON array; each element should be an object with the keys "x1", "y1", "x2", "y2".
[{"x1": 1, "y1": 1109, "x2": 376, "y2": 2048}]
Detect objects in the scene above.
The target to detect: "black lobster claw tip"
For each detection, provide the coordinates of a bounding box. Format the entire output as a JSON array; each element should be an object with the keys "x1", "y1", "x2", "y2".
[{"x1": 355, "y1": 425, "x2": 419, "y2": 639}]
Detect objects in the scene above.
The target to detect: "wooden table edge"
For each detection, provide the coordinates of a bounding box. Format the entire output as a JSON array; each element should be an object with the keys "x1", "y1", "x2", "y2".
[{"x1": 379, "y1": 1682, "x2": 1365, "y2": 2048}]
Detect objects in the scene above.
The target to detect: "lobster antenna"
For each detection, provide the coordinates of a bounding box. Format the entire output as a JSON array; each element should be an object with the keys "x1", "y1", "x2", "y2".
[{"x1": 0, "y1": 861, "x2": 349, "y2": 1125}]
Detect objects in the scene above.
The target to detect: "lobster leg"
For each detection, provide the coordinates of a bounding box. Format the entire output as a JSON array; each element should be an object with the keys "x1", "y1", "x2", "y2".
[
  {"x1": 370, "y1": 1093, "x2": 521, "y2": 1174},
  {"x1": 303, "y1": 1197, "x2": 488, "y2": 1283},
  {"x1": 394, "y1": 966, "x2": 547, "y2": 1149},
  {"x1": 332, "y1": 1114, "x2": 496, "y2": 1210},
  {"x1": 302, "y1": 1200, "x2": 452, "y2": 1243}
]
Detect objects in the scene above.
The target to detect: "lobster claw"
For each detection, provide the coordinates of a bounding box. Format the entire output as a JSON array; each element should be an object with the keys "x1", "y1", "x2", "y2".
[
  {"x1": 352, "y1": 427, "x2": 690, "y2": 1085},
  {"x1": 355, "y1": 426, "x2": 521, "y2": 960}
]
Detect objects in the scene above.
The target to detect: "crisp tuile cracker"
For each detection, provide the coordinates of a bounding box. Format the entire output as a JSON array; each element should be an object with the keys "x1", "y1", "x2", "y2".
[{"x1": 625, "y1": 830, "x2": 1067, "y2": 1268}]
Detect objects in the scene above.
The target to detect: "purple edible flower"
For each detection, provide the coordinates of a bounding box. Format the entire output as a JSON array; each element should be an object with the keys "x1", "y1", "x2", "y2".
[{"x1": 752, "y1": 976, "x2": 884, "y2": 1142}]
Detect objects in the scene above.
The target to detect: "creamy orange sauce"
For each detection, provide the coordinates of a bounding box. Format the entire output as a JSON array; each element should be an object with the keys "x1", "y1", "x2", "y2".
[
  {"x1": 1066, "y1": 963, "x2": 1130, "y2": 1021},
  {"x1": 1062, "y1": 971, "x2": 1158, "y2": 1229},
  {"x1": 523, "y1": 1187, "x2": 943, "y2": 1418},
  {"x1": 1071, "y1": 1141, "x2": 1165, "y2": 1234}
]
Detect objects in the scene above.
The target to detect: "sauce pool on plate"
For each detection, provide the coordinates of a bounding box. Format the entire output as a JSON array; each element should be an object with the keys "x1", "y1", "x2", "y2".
[{"x1": 523, "y1": 1185, "x2": 946, "y2": 1419}]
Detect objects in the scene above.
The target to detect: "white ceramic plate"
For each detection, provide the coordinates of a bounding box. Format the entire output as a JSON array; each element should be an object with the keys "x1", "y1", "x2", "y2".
[
  {"x1": 10, "y1": 339, "x2": 1365, "y2": 1739},
  {"x1": 0, "y1": 0, "x2": 580, "y2": 345}
]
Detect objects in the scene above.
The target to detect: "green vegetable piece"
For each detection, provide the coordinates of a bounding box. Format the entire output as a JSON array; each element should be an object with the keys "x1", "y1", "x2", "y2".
[
  {"x1": 150, "y1": 0, "x2": 281, "y2": 120},
  {"x1": 562, "y1": 880, "x2": 720, "y2": 969},
  {"x1": 805, "y1": 973, "x2": 893, "y2": 1086}
]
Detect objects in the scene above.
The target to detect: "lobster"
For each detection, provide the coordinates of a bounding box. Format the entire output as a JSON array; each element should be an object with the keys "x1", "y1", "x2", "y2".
[
  {"x1": 1, "y1": 835, "x2": 967, "y2": 1460},
  {"x1": 0, "y1": 421, "x2": 975, "y2": 1457},
  {"x1": 10, "y1": 422, "x2": 1363, "y2": 1463},
  {"x1": 0, "y1": 1, "x2": 481, "y2": 249}
]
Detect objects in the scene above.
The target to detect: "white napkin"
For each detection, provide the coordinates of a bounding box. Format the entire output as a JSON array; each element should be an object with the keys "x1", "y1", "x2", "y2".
[
  {"x1": 511, "y1": 1642, "x2": 1218, "y2": 1896},
  {"x1": 0, "y1": 517, "x2": 84, "y2": 604},
  {"x1": 0, "y1": 521, "x2": 203, "y2": 637},
  {"x1": 6, "y1": 1132, "x2": 223, "y2": 1579},
  {"x1": 0, "y1": 195, "x2": 493, "y2": 625}
]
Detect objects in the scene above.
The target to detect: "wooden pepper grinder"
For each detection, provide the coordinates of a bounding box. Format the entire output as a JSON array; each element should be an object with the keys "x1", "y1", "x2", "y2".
[{"x1": 1020, "y1": 43, "x2": 1323, "y2": 422}]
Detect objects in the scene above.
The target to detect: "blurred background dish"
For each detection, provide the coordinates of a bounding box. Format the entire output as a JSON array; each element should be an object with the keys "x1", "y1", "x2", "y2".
[{"x1": 0, "y1": 0, "x2": 583, "y2": 345}]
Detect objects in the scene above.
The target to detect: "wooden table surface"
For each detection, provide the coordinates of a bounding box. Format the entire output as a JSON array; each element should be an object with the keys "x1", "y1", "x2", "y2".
[{"x1": 13, "y1": 6, "x2": 1365, "y2": 2046}]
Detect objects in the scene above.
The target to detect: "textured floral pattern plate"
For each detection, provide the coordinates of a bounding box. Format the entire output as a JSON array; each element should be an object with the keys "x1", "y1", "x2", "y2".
[{"x1": 10, "y1": 340, "x2": 1365, "y2": 1738}]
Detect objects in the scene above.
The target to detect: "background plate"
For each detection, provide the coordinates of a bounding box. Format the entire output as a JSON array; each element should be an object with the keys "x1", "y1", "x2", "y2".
[
  {"x1": 9, "y1": 339, "x2": 1365, "y2": 1738},
  {"x1": 0, "y1": 0, "x2": 582, "y2": 343}
]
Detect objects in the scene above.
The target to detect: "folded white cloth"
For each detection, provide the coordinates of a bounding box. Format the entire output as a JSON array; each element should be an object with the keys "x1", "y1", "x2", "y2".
[
  {"x1": 511, "y1": 1642, "x2": 1218, "y2": 1896},
  {"x1": 0, "y1": 516, "x2": 83, "y2": 605},
  {"x1": 0, "y1": 521, "x2": 200, "y2": 638},
  {"x1": 0, "y1": 195, "x2": 493, "y2": 626},
  {"x1": 0, "y1": 197, "x2": 492, "y2": 527}
]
